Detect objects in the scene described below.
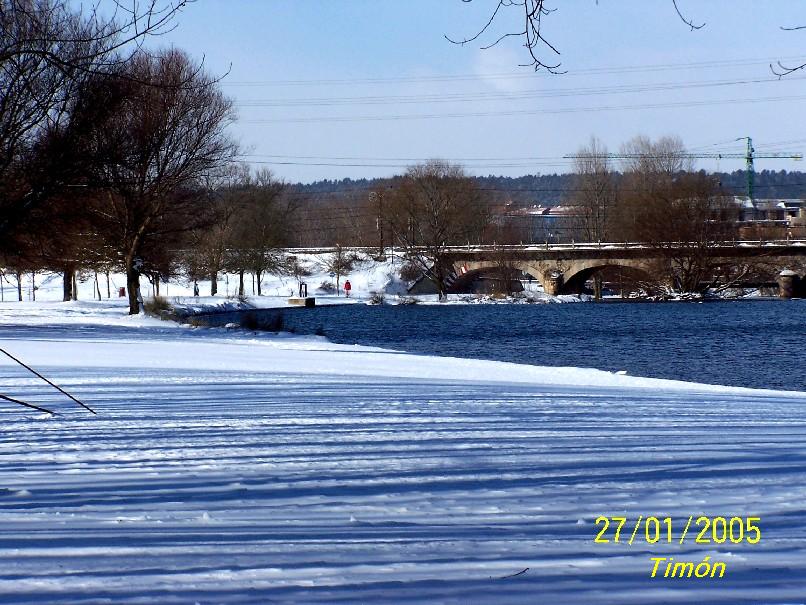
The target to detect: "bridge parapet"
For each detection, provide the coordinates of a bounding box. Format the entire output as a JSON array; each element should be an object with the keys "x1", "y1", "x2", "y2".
[
  {"x1": 282, "y1": 240, "x2": 806, "y2": 257},
  {"x1": 442, "y1": 241, "x2": 806, "y2": 264},
  {"x1": 448, "y1": 243, "x2": 806, "y2": 296}
]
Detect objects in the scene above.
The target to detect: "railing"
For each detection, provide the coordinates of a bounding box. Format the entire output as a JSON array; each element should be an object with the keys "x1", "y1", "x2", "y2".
[{"x1": 284, "y1": 240, "x2": 806, "y2": 255}]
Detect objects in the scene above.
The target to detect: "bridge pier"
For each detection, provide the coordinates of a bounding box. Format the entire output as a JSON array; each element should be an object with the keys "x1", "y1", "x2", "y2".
[
  {"x1": 545, "y1": 272, "x2": 564, "y2": 296},
  {"x1": 777, "y1": 270, "x2": 800, "y2": 299}
]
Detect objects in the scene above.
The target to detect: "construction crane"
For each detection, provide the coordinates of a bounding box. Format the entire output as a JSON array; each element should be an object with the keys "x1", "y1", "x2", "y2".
[{"x1": 565, "y1": 137, "x2": 803, "y2": 201}]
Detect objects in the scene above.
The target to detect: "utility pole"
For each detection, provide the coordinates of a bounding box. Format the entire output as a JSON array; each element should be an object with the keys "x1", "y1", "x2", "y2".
[
  {"x1": 376, "y1": 214, "x2": 384, "y2": 256},
  {"x1": 370, "y1": 190, "x2": 386, "y2": 259},
  {"x1": 369, "y1": 191, "x2": 382, "y2": 257}
]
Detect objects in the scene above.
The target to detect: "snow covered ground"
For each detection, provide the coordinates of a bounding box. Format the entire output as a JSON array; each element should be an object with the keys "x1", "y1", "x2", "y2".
[
  {"x1": 2, "y1": 301, "x2": 806, "y2": 604},
  {"x1": 1, "y1": 253, "x2": 406, "y2": 304},
  {"x1": 2, "y1": 251, "x2": 592, "y2": 311}
]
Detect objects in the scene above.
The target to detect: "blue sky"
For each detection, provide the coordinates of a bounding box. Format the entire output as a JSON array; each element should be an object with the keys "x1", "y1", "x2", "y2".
[{"x1": 152, "y1": 1, "x2": 806, "y2": 183}]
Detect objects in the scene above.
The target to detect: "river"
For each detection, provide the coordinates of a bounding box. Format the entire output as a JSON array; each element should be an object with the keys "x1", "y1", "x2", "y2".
[{"x1": 193, "y1": 299, "x2": 806, "y2": 392}]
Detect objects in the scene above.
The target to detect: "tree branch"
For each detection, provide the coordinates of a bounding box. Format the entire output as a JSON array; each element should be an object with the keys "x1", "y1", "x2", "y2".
[
  {"x1": 450, "y1": 0, "x2": 709, "y2": 73},
  {"x1": 671, "y1": 0, "x2": 705, "y2": 30}
]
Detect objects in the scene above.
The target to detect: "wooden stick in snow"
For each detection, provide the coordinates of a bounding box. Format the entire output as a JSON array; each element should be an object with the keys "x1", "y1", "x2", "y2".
[
  {"x1": 0, "y1": 348, "x2": 96, "y2": 414},
  {"x1": 0, "y1": 393, "x2": 56, "y2": 415}
]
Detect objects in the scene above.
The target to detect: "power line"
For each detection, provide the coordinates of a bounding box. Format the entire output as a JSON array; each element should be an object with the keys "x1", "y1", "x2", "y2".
[
  {"x1": 241, "y1": 151, "x2": 803, "y2": 169},
  {"x1": 233, "y1": 75, "x2": 806, "y2": 109},
  {"x1": 243, "y1": 154, "x2": 801, "y2": 171},
  {"x1": 238, "y1": 93, "x2": 806, "y2": 125},
  {"x1": 248, "y1": 159, "x2": 575, "y2": 169},
  {"x1": 240, "y1": 153, "x2": 568, "y2": 162},
  {"x1": 221, "y1": 55, "x2": 806, "y2": 87},
  {"x1": 241, "y1": 136, "x2": 806, "y2": 163}
]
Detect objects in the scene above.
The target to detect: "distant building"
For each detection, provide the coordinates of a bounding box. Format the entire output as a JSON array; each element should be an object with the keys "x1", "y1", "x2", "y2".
[
  {"x1": 733, "y1": 197, "x2": 806, "y2": 239},
  {"x1": 496, "y1": 197, "x2": 806, "y2": 244},
  {"x1": 503, "y1": 204, "x2": 583, "y2": 243}
]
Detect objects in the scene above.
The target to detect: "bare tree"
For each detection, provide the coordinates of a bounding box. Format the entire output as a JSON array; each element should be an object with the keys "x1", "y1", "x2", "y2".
[
  {"x1": 17, "y1": 185, "x2": 98, "y2": 301},
  {"x1": 564, "y1": 137, "x2": 620, "y2": 299},
  {"x1": 385, "y1": 160, "x2": 491, "y2": 300},
  {"x1": 75, "y1": 49, "x2": 236, "y2": 313},
  {"x1": 225, "y1": 168, "x2": 292, "y2": 296},
  {"x1": 283, "y1": 255, "x2": 311, "y2": 297},
  {"x1": 644, "y1": 176, "x2": 738, "y2": 294},
  {"x1": 183, "y1": 199, "x2": 233, "y2": 296},
  {"x1": 318, "y1": 244, "x2": 359, "y2": 295},
  {"x1": 615, "y1": 137, "x2": 743, "y2": 293},
  {"x1": 620, "y1": 135, "x2": 694, "y2": 176},
  {"x1": 569, "y1": 136, "x2": 618, "y2": 243},
  {"x1": 487, "y1": 223, "x2": 525, "y2": 295},
  {"x1": 610, "y1": 135, "x2": 693, "y2": 243},
  {"x1": 0, "y1": 0, "x2": 193, "y2": 251},
  {"x1": 0, "y1": 1, "x2": 192, "y2": 69}
]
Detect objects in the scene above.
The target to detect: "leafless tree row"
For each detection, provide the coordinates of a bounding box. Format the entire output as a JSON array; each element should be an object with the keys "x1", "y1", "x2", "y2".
[
  {"x1": 0, "y1": 1, "x2": 265, "y2": 314},
  {"x1": 1, "y1": 0, "x2": 193, "y2": 246},
  {"x1": 186, "y1": 167, "x2": 295, "y2": 298}
]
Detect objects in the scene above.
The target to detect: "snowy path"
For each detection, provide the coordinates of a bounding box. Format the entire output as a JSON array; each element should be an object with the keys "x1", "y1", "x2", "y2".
[{"x1": 1, "y1": 306, "x2": 806, "y2": 603}]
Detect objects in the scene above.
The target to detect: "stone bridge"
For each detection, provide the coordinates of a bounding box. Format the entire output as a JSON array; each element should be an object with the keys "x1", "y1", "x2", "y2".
[{"x1": 436, "y1": 241, "x2": 806, "y2": 295}]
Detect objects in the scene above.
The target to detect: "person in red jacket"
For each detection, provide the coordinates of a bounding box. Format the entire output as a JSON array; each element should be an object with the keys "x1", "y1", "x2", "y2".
[{"x1": 344, "y1": 280, "x2": 351, "y2": 297}]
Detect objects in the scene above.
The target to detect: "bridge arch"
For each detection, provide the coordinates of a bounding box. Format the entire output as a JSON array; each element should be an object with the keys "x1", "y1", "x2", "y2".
[
  {"x1": 448, "y1": 264, "x2": 530, "y2": 294},
  {"x1": 440, "y1": 243, "x2": 806, "y2": 296},
  {"x1": 559, "y1": 261, "x2": 659, "y2": 295}
]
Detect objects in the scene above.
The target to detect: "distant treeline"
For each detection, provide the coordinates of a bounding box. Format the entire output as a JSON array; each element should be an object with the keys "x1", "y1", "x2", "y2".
[{"x1": 290, "y1": 170, "x2": 806, "y2": 206}]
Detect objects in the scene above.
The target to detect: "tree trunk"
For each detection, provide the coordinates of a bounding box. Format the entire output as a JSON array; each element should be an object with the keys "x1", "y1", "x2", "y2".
[
  {"x1": 72, "y1": 271, "x2": 78, "y2": 301},
  {"x1": 106, "y1": 272, "x2": 111, "y2": 298},
  {"x1": 126, "y1": 263, "x2": 141, "y2": 314},
  {"x1": 62, "y1": 267, "x2": 74, "y2": 302},
  {"x1": 210, "y1": 271, "x2": 217, "y2": 296},
  {"x1": 16, "y1": 271, "x2": 22, "y2": 301},
  {"x1": 238, "y1": 270, "x2": 244, "y2": 296},
  {"x1": 31, "y1": 272, "x2": 35, "y2": 301},
  {"x1": 434, "y1": 265, "x2": 446, "y2": 301},
  {"x1": 256, "y1": 271, "x2": 262, "y2": 296},
  {"x1": 593, "y1": 274, "x2": 602, "y2": 301},
  {"x1": 154, "y1": 274, "x2": 160, "y2": 297}
]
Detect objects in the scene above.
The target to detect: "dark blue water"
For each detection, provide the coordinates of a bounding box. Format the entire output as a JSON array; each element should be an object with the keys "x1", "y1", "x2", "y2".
[{"x1": 198, "y1": 300, "x2": 806, "y2": 392}]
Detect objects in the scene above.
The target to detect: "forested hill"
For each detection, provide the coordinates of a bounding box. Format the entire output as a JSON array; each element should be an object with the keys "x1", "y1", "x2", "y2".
[
  {"x1": 291, "y1": 170, "x2": 806, "y2": 206},
  {"x1": 717, "y1": 169, "x2": 806, "y2": 200}
]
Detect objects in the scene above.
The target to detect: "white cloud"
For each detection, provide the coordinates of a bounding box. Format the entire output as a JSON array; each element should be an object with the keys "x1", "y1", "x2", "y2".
[{"x1": 473, "y1": 47, "x2": 534, "y2": 93}]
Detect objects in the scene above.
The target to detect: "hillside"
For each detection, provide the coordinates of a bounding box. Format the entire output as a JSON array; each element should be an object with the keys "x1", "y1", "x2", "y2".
[{"x1": 289, "y1": 170, "x2": 806, "y2": 206}]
